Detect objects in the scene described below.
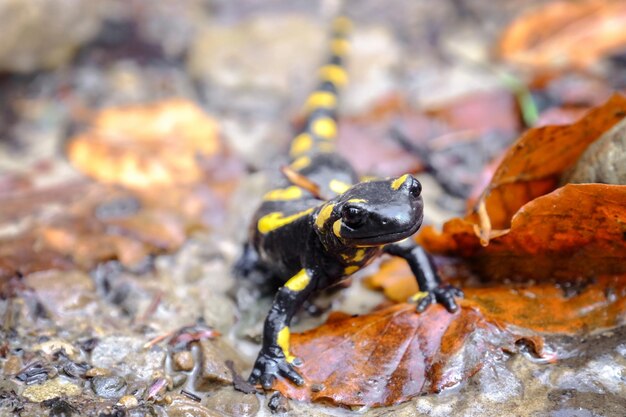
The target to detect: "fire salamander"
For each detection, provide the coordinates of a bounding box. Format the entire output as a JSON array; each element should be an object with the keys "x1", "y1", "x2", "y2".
[{"x1": 236, "y1": 16, "x2": 463, "y2": 389}]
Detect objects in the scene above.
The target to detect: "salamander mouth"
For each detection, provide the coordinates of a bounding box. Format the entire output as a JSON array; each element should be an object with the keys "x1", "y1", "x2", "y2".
[{"x1": 342, "y1": 216, "x2": 423, "y2": 246}]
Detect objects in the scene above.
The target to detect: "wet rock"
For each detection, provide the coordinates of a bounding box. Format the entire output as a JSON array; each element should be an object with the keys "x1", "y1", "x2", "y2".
[
  {"x1": 91, "y1": 336, "x2": 166, "y2": 380},
  {"x1": 91, "y1": 376, "x2": 127, "y2": 400},
  {"x1": 267, "y1": 391, "x2": 290, "y2": 414},
  {"x1": 173, "y1": 351, "x2": 194, "y2": 372},
  {"x1": 203, "y1": 388, "x2": 260, "y2": 417},
  {"x1": 61, "y1": 359, "x2": 90, "y2": 379},
  {"x1": 167, "y1": 394, "x2": 220, "y2": 417},
  {"x1": 22, "y1": 378, "x2": 82, "y2": 402},
  {"x1": 201, "y1": 290, "x2": 237, "y2": 334},
  {"x1": 43, "y1": 397, "x2": 78, "y2": 417},
  {"x1": 196, "y1": 340, "x2": 247, "y2": 389},
  {"x1": 15, "y1": 361, "x2": 56, "y2": 385},
  {"x1": 33, "y1": 340, "x2": 78, "y2": 359},
  {"x1": 563, "y1": 116, "x2": 626, "y2": 185},
  {"x1": 2, "y1": 355, "x2": 22, "y2": 375},
  {"x1": 0, "y1": 0, "x2": 104, "y2": 72},
  {"x1": 0, "y1": 389, "x2": 23, "y2": 414},
  {"x1": 117, "y1": 395, "x2": 139, "y2": 408},
  {"x1": 24, "y1": 270, "x2": 97, "y2": 318}
]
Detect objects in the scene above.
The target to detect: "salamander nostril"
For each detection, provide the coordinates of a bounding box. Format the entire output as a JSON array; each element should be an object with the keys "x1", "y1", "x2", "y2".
[{"x1": 409, "y1": 177, "x2": 422, "y2": 198}]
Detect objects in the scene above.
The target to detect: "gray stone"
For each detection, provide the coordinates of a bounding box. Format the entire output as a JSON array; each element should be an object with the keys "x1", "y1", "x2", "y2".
[
  {"x1": 203, "y1": 388, "x2": 260, "y2": 417},
  {"x1": 91, "y1": 375, "x2": 127, "y2": 399}
]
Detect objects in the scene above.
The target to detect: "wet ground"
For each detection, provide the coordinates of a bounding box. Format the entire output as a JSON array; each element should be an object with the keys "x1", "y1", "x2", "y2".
[{"x1": 0, "y1": 1, "x2": 625, "y2": 416}]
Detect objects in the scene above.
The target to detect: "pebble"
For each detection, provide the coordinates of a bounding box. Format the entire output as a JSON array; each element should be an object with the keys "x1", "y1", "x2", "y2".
[
  {"x1": 91, "y1": 376, "x2": 127, "y2": 399},
  {"x1": 3, "y1": 355, "x2": 22, "y2": 375},
  {"x1": 22, "y1": 378, "x2": 82, "y2": 402},
  {"x1": 168, "y1": 394, "x2": 221, "y2": 417},
  {"x1": 173, "y1": 350, "x2": 194, "y2": 372},
  {"x1": 197, "y1": 340, "x2": 247, "y2": 389},
  {"x1": 118, "y1": 395, "x2": 139, "y2": 408},
  {"x1": 203, "y1": 388, "x2": 260, "y2": 417}
]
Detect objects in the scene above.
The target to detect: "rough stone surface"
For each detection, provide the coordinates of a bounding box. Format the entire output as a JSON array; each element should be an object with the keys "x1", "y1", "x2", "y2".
[
  {"x1": 90, "y1": 336, "x2": 166, "y2": 381},
  {"x1": 197, "y1": 340, "x2": 248, "y2": 389},
  {"x1": 21, "y1": 378, "x2": 82, "y2": 402},
  {"x1": 563, "y1": 116, "x2": 626, "y2": 185},
  {"x1": 173, "y1": 351, "x2": 195, "y2": 372},
  {"x1": 168, "y1": 394, "x2": 221, "y2": 417},
  {"x1": 0, "y1": 0, "x2": 104, "y2": 72},
  {"x1": 91, "y1": 375, "x2": 127, "y2": 399},
  {"x1": 203, "y1": 388, "x2": 260, "y2": 417}
]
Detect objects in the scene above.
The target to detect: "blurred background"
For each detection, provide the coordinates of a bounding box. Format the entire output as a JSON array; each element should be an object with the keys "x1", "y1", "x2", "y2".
[{"x1": 1, "y1": 1, "x2": 626, "y2": 416}]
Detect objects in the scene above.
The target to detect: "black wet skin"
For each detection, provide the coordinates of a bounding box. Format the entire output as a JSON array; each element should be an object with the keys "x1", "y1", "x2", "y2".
[{"x1": 236, "y1": 19, "x2": 463, "y2": 390}]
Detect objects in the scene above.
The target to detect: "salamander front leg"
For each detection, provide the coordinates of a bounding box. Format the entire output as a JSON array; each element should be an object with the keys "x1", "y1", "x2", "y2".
[
  {"x1": 384, "y1": 240, "x2": 463, "y2": 313},
  {"x1": 248, "y1": 269, "x2": 315, "y2": 389}
]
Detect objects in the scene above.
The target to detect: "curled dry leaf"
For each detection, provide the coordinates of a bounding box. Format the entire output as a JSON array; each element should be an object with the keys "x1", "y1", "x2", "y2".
[
  {"x1": 67, "y1": 99, "x2": 221, "y2": 188},
  {"x1": 365, "y1": 259, "x2": 626, "y2": 334},
  {"x1": 419, "y1": 183, "x2": 626, "y2": 281},
  {"x1": 413, "y1": 95, "x2": 626, "y2": 282},
  {"x1": 469, "y1": 94, "x2": 626, "y2": 239},
  {"x1": 274, "y1": 304, "x2": 542, "y2": 407},
  {"x1": 499, "y1": 0, "x2": 626, "y2": 69}
]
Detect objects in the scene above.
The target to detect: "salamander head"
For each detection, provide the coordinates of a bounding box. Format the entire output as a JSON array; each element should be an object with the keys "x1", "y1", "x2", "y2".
[{"x1": 315, "y1": 174, "x2": 424, "y2": 246}]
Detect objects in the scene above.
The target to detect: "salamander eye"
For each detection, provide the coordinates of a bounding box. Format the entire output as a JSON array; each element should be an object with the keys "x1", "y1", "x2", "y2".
[
  {"x1": 341, "y1": 205, "x2": 366, "y2": 228},
  {"x1": 409, "y1": 177, "x2": 422, "y2": 198}
]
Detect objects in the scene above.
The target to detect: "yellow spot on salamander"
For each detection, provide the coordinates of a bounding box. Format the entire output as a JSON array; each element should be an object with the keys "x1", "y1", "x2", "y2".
[
  {"x1": 391, "y1": 174, "x2": 410, "y2": 190},
  {"x1": 315, "y1": 204, "x2": 335, "y2": 229},
  {"x1": 333, "y1": 219, "x2": 342, "y2": 237},
  {"x1": 290, "y1": 156, "x2": 311, "y2": 171},
  {"x1": 305, "y1": 91, "x2": 336, "y2": 111},
  {"x1": 409, "y1": 291, "x2": 429, "y2": 303},
  {"x1": 344, "y1": 265, "x2": 359, "y2": 275},
  {"x1": 353, "y1": 249, "x2": 366, "y2": 262},
  {"x1": 319, "y1": 65, "x2": 348, "y2": 87},
  {"x1": 311, "y1": 117, "x2": 337, "y2": 139},
  {"x1": 347, "y1": 198, "x2": 366, "y2": 203},
  {"x1": 329, "y1": 179, "x2": 351, "y2": 194},
  {"x1": 276, "y1": 327, "x2": 295, "y2": 363},
  {"x1": 333, "y1": 16, "x2": 353, "y2": 34},
  {"x1": 342, "y1": 249, "x2": 366, "y2": 263},
  {"x1": 263, "y1": 186, "x2": 303, "y2": 201},
  {"x1": 290, "y1": 133, "x2": 313, "y2": 156},
  {"x1": 285, "y1": 269, "x2": 311, "y2": 292},
  {"x1": 258, "y1": 208, "x2": 314, "y2": 234},
  {"x1": 330, "y1": 38, "x2": 350, "y2": 56}
]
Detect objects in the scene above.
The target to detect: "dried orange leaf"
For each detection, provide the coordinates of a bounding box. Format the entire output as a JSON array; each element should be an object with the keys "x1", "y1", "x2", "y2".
[
  {"x1": 420, "y1": 183, "x2": 626, "y2": 281},
  {"x1": 68, "y1": 99, "x2": 221, "y2": 188},
  {"x1": 499, "y1": 0, "x2": 626, "y2": 69},
  {"x1": 472, "y1": 94, "x2": 626, "y2": 235},
  {"x1": 274, "y1": 304, "x2": 540, "y2": 407},
  {"x1": 365, "y1": 259, "x2": 626, "y2": 334}
]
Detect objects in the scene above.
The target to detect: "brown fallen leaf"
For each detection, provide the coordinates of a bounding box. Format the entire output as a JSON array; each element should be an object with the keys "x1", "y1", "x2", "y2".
[
  {"x1": 469, "y1": 94, "x2": 626, "y2": 239},
  {"x1": 419, "y1": 183, "x2": 626, "y2": 281},
  {"x1": 67, "y1": 99, "x2": 221, "y2": 188},
  {"x1": 365, "y1": 259, "x2": 626, "y2": 334},
  {"x1": 274, "y1": 304, "x2": 541, "y2": 407},
  {"x1": 499, "y1": 0, "x2": 626, "y2": 70}
]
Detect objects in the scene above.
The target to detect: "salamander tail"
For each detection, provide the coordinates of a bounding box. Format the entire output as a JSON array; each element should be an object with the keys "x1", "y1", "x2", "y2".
[{"x1": 289, "y1": 16, "x2": 352, "y2": 161}]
